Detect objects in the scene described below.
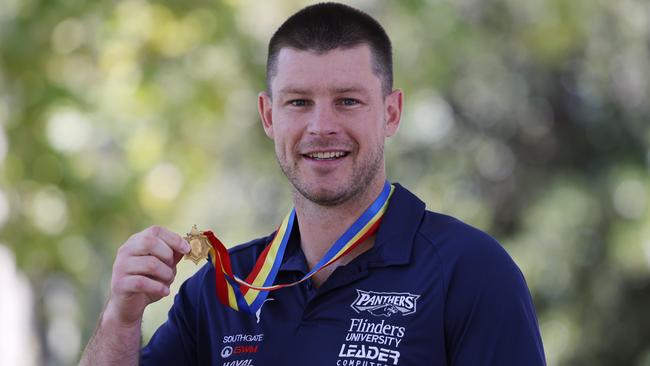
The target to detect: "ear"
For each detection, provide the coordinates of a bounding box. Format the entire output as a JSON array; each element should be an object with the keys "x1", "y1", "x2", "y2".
[
  {"x1": 258, "y1": 91, "x2": 274, "y2": 139},
  {"x1": 384, "y1": 89, "x2": 403, "y2": 137}
]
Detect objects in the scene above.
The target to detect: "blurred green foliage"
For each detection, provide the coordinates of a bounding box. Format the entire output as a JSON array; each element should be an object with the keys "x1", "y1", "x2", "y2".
[{"x1": 1, "y1": 0, "x2": 649, "y2": 365}]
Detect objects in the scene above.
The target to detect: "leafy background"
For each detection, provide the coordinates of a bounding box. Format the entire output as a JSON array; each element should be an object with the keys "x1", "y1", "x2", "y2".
[{"x1": 1, "y1": 0, "x2": 649, "y2": 365}]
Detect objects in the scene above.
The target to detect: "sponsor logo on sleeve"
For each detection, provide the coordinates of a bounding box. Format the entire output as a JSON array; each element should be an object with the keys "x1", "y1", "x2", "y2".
[
  {"x1": 221, "y1": 346, "x2": 234, "y2": 358},
  {"x1": 221, "y1": 333, "x2": 263, "y2": 366},
  {"x1": 223, "y1": 360, "x2": 254, "y2": 366},
  {"x1": 350, "y1": 290, "x2": 420, "y2": 317}
]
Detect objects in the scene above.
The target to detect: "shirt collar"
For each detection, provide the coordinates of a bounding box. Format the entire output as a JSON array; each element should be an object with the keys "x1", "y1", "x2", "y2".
[
  {"x1": 278, "y1": 221, "x2": 309, "y2": 274},
  {"x1": 278, "y1": 183, "x2": 426, "y2": 273},
  {"x1": 368, "y1": 183, "x2": 425, "y2": 267}
]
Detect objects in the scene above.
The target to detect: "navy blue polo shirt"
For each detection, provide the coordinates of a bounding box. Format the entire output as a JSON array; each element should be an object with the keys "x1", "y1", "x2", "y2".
[{"x1": 141, "y1": 184, "x2": 546, "y2": 365}]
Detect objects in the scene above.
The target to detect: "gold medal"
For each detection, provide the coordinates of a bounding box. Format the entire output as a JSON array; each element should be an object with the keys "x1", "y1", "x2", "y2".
[{"x1": 183, "y1": 225, "x2": 211, "y2": 264}]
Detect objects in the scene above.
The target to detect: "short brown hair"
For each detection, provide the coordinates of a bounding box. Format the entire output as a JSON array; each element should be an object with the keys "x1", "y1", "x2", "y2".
[{"x1": 266, "y1": 2, "x2": 393, "y2": 96}]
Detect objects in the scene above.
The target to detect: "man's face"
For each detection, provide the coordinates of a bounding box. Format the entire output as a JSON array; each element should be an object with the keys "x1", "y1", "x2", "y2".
[{"x1": 258, "y1": 44, "x2": 402, "y2": 206}]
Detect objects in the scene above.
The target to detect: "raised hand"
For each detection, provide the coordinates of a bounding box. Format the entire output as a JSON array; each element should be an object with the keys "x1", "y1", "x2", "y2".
[
  {"x1": 104, "y1": 225, "x2": 190, "y2": 326},
  {"x1": 80, "y1": 225, "x2": 190, "y2": 366}
]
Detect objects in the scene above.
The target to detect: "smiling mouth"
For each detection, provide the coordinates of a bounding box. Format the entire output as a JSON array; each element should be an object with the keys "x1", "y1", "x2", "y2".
[{"x1": 303, "y1": 151, "x2": 350, "y2": 161}]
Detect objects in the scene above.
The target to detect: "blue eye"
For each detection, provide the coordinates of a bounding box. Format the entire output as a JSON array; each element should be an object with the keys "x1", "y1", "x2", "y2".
[
  {"x1": 289, "y1": 99, "x2": 308, "y2": 107},
  {"x1": 340, "y1": 98, "x2": 360, "y2": 106}
]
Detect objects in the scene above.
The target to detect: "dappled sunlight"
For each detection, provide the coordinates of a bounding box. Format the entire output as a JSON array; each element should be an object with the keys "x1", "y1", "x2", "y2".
[{"x1": 1, "y1": 0, "x2": 649, "y2": 364}]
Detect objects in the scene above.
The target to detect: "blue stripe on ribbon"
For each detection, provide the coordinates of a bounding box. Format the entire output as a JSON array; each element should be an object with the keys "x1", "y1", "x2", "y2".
[
  {"x1": 304, "y1": 181, "x2": 391, "y2": 277},
  {"x1": 226, "y1": 275, "x2": 253, "y2": 315},
  {"x1": 248, "y1": 209, "x2": 295, "y2": 313}
]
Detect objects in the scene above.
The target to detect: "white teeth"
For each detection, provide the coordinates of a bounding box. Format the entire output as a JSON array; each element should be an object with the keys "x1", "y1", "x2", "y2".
[{"x1": 308, "y1": 151, "x2": 346, "y2": 160}]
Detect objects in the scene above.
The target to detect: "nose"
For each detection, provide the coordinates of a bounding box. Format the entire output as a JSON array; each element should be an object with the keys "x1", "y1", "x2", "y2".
[{"x1": 307, "y1": 103, "x2": 340, "y2": 136}]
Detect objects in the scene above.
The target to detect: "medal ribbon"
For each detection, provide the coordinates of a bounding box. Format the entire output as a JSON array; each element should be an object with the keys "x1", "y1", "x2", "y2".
[{"x1": 202, "y1": 182, "x2": 394, "y2": 315}]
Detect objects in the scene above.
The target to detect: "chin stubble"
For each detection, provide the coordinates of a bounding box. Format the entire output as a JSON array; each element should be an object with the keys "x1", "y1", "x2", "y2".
[{"x1": 277, "y1": 144, "x2": 384, "y2": 207}]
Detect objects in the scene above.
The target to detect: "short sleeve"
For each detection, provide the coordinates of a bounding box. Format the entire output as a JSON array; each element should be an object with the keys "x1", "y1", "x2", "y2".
[{"x1": 441, "y1": 225, "x2": 546, "y2": 365}]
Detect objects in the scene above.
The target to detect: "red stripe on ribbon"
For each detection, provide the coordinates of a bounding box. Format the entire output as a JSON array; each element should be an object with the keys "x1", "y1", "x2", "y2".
[{"x1": 204, "y1": 231, "x2": 234, "y2": 305}]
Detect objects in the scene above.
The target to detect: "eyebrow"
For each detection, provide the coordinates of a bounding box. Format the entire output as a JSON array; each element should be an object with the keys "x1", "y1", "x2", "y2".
[
  {"x1": 277, "y1": 85, "x2": 370, "y2": 96},
  {"x1": 331, "y1": 86, "x2": 369, "y2": 94},
  {"x1": 277, "y1": 87, "x2": 311, "y2": 95}
]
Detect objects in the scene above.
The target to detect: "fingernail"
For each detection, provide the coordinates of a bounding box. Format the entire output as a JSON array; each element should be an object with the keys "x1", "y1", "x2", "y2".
[{"x1": 183, "y1": 240, "x2": 190, "y2": 253}]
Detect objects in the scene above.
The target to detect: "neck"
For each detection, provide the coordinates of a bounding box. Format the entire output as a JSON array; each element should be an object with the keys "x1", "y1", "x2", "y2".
[{"x1": 293, "y1": 176, "x2": 387, "y2": 286}]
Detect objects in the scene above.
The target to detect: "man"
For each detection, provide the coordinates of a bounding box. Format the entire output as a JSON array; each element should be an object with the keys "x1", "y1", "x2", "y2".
[{"x1": 81, "y1": 3, "x2": 546, "y2": 365}]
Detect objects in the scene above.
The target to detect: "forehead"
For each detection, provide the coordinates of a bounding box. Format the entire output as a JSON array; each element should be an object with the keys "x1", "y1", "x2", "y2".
[{"x1": 271, "y1": 44, "x2": 382, "y2": 95}]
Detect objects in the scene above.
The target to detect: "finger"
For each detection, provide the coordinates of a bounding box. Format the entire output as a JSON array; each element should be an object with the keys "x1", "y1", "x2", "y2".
[
  {"x1": 123, "y1": 235, "x2": 175, "y2": 267},
  {"x1": 124, "y1": 256, "x2": 175, "y2": 285},
  {"x1": 116, "y1": 275, "x2": 170, "y2": 298},
  {"x1": 172, "y1": 250, "x2": 184, "y2": 266},
  {"x1": 151, "y1": 226, "x2": 190, "y2": 254}
]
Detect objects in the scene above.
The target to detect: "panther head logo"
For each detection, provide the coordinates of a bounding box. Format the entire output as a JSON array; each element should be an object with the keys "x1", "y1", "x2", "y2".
[{"x1": 369, "y1": 304, "x2": 400, "y2": 317}]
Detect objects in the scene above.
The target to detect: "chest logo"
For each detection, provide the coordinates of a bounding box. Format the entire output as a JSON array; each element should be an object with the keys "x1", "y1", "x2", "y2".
[{"x1": 351, "y1": 289, "x2": 420, "y2": 317}]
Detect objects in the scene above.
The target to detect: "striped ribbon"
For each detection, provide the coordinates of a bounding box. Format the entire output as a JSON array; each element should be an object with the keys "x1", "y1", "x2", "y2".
[{"x1": 202, "y1": 182, "x2": 394, "y2": 315}]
